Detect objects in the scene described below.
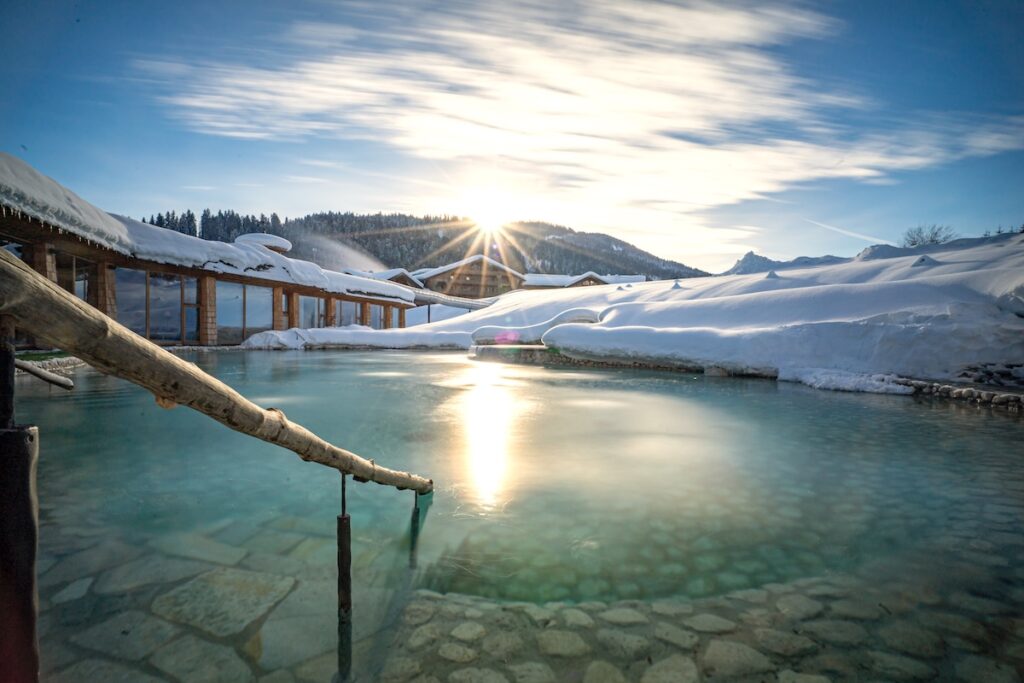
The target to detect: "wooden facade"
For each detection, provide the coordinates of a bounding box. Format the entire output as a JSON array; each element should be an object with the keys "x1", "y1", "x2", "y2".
[
  {"x1": 0, "y1": 212, "x2": 412, "y2": 347},
  {"x1": 418, "y1": 256, "x2": 524, "y2": 298}
]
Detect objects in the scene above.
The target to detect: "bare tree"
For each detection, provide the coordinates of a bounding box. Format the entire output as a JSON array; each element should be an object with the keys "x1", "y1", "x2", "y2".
[{"x1": 900, "y1": 224, "x2": 958, "y2": 248}]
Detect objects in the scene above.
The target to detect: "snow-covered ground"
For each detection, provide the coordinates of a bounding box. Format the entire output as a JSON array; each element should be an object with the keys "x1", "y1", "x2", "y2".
[{"x1": 245, "y1": 233, "x2": 1024, "y2": 393}]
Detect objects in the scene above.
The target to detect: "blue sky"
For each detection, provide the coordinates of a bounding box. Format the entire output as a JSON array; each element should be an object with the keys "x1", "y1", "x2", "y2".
[{"x1": 2, "y1": 0, "x2": 1022, "y2": 271}]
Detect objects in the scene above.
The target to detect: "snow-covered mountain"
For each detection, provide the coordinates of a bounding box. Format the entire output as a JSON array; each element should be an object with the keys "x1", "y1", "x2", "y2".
[{"x1": 722, "y1": 250, "x2": 848, "y2": 275}]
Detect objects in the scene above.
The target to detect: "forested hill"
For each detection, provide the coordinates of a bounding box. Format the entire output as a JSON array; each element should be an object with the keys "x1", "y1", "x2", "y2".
[{"x1": 142, "y1": 210, "x2": 707, "y2": 279}]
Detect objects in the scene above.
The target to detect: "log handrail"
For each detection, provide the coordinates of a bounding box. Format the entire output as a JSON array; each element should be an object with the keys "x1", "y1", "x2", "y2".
[{"x1": 0, "y1": 249, "x2": 433, "y2": 494}]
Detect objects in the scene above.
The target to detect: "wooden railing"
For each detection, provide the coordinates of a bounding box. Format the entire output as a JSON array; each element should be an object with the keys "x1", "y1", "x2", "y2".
[{"x1": 0, "y1": 248, "x2": 433, "y2": 494}]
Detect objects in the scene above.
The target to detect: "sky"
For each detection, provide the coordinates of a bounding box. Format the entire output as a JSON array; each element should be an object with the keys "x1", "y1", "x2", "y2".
[{"x1": 1, "y1": 0, "x2": 1022, "y2": 272}]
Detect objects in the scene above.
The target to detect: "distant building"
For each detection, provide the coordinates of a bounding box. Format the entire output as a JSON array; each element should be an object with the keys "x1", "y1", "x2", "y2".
[
  {"x1": 0, "y1": 154, "x2": 415, "y2": 347},
  {"x1": 523, "y1": 272, "x2": 646, "y2": 289},
  {"x1": 347, "y1": 267, "x2": 425, "y2": 289},
  {"x1": 412, "y1": 255, "x2": 524, "y2": 298}
]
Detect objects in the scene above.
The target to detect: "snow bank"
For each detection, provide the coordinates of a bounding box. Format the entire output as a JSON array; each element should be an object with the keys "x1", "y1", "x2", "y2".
[
  {"x1": 471, "y1": 307, "x2": 601, "y2": 345},
  {"x1": 244, "y1": 325, "x2": 471, "y2": 350},
  {"x1": 246, "y1": 233, "x2": 1024, "y2": 393}
]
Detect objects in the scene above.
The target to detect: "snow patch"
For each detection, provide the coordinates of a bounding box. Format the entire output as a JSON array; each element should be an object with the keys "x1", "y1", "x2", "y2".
[{"x1": 472, "y1": 307, "x2": 601, "y2": 345}]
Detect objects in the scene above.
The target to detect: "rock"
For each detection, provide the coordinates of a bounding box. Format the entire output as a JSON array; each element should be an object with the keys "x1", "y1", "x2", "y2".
[
  {"x1": 409, "y1": 623, "x2": 444, "y2": 650},
  {"x1": 403, "y1": 600, "x2": 438, "y2": 625},
  {"x1": 867, "y1": 650, "x2": 935, "y2": 681},
  {"x1": 452, "y1": 622, "x2": 486, "y2": 642},
  {"x1": 877, "y1": 621, "x2": 944, "y2": 658},
  {"x1": 754, "y1": 627, "x2": 817, "y2": 656},
  {"x1": 439, "y1": 642, "x2": 478, "y2": 663},
  {"x1": 928, "y1": 612, "x2": 987, "y2": 641},
  {"x1": 777, "y1": 672, "x2": 831, "y2": 683},
  {"x1": 701, "y1": 640, "x2": 772, "y2": 678},
  {"x1": 828, "y1": 599, "x2": 882, "y2": 620},
  {"x1": 39, "y1": 539, "x2": 143, "y2": 587},
  {"x1": 379, "y1": 656, "x2": 422, "y2": 682},
  {"x1": 652, "y1": 600, "x2": 693, "y2": 617},
  {"x1": 448, "y1": 668, "x2": 509, "y2": 683},
  {"x1": 642, "y1": 655, "x2": 699, "y2": 683},
  {"x1": 948, "y1": 592, "x2": 1007, "y2": 615},
  {"x1": 522, "y1": 605, "x2": 555, "y2": 625},
  {"x1": 507, "y1": 661, "x2": 556, "y2": 683},
  {"x1": 954, "y1": 655, "x2": 1020, "y2": 683},
  {"x1": 258, "y1": 673, "x2": 295, "y2": 683},
  {"x1": 482, "y1": 631, "x2": 523, "y2": 659},
  {"x1": 800, "y1": 619, "x2": 868, "y2": 645},
  {"x1": 71, "y1": 610, "x2": 179, "y2": 661},
  {"x1": 294, "y1": 652, "x2": 338, "y2": 682},
  {"x1": 150, "y1": 634, "x2": 254, "y2": 682},
  {"x1": 152, "y1": 567, "x2": 294, "y2": 637},
  {"x1": 562, "y1": 608, "x2": 595, "y2": 628},
  {"x1": 583, "y1": 661, "x2": 626, "y2": 683},
  {"x1": 243, "y1": 530, "x2": 306, "y2": 555},
  {"x1": 149, "y1": 532, "x2": 247, "y2": 565},
  {"x1": 653, "y1": 622, "x2": 699, "y2": 650},
  {"x1": 49, "y1": 658, "x2": 164, "y2": 683},
  {"x1": 94, "y1": 555, "x2": 212, "y2": 594},
  {"x1": 246, "y1": 614, "x2": 335, "y2": 669},
  {"x1": 52, "y1": 577, "x2": 92, "y2": 604},
  {"x1": 598, "y1": 607, "x2": 648, "y2": 625},
  {"x1": 537, "y1": 629, "x2": 590, "y2": 657},
  {"x1": 777, "y1": 594, "x2": 823, "y2": 620},
  {"x1": 596, "y1": 628, "x2": 650, "y2": 659},
  {"x1": 684, "y1": 614, "x2": 736, "y2": 633}
]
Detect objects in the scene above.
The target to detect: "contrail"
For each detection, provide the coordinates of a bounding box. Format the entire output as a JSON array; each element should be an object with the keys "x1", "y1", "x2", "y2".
[{"x1": 804, "y1": 219, "x2": 895, "y2": 246}]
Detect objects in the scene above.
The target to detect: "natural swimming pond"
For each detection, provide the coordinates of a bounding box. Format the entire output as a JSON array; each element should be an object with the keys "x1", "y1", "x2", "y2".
[{"x1": 20, "y1": 351, "x2": 1024, "y2": 682}]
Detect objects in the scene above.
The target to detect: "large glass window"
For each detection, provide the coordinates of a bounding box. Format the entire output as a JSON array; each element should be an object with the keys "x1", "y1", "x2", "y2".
[
  {"x1": 335, "y1": 300, "x2": 359, "y2": 327},
  {"x1": 56, "y1": 254, "x2": 94, "y2": 301},
  {"x1": 298, "y1": 296, "x2": 321, "y2": 329},
  {"x1": 183, "y1": 276, "x2": 199, "y2": 343},
  {"x1": 370, "y1": 304, "x2": 383, "y2": 329},
  {"x1": 115, "y1": 268, "x2": 147, "y2": 335},
  {"x1": 245, "y1": 286, "x2": 274, "y2": 336},
  {"x1": 217, "y1": 282, "x2": 245, "y2": 345},
  {"x1": 149, "y1": 273, "x2": 182, "y2": 342}
]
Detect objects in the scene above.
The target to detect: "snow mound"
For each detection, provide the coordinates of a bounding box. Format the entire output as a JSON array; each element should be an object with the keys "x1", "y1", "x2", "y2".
[
  {"x1": 765, "y1": 270, "x2": 780, "y2": 279},
  {"x1": 911, "y1": 255, "x2": 938, "y2": 267},
  {"x1": 246, "y1": 234, "x2": 1024, "y2": 392},
  {"x1": 235, "y1": 233, "x2": 292, "y2": 252},
  {"x1": 472, "y1": 307, "x2": 601, "y2": 345}
]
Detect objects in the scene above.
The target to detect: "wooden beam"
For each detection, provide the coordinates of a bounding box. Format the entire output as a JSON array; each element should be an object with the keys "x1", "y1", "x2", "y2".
[{"x1": 0, "y1": 249, "x2": 433, "y2": 494}]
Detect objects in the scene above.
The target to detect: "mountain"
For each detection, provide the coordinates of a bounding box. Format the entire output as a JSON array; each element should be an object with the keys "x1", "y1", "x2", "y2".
[
  {"x1": 723, "y1": 250, "x2": 848, "y2": 275},
  {"x1": 148, "y1": 209, "x2": 709, "y2": 280}
]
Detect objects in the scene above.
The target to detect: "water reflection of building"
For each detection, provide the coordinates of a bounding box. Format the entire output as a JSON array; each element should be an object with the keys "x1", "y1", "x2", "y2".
[{"x1": 1, "y1": 154, "x2": 415, "y2": 347}]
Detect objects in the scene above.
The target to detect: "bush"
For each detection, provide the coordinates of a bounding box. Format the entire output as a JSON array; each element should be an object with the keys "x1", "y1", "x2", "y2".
[{"x1": 900, "y1": 224, "x2": 958, "y2": 248}]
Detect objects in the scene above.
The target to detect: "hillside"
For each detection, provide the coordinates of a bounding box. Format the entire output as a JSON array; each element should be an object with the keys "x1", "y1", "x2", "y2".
[{"x1": 145, "y1": 210, "x2": 708, "y2": 279}]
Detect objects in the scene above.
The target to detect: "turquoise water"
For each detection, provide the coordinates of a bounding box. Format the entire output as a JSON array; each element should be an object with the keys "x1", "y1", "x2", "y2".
[{"x1": 19, "y1": 351, "x2": 1024, "y2": 681}]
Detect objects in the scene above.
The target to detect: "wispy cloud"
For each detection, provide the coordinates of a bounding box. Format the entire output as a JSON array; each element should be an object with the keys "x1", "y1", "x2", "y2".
[
  {"x1": 804, "y1": 219, "x2": 895, "y2": 246},
  {"x1": 136, "y1": 0, "x2": 1024, "y2": 264},
  {"x1": 181, "y1": 184, "x2": 216, "y2": 191}
]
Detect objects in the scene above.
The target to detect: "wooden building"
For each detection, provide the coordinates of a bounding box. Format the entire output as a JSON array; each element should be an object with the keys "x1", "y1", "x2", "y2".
[
  {"x1": 412, "y1": 255, "x2": 524, "y2": 299},
  {"x1": 0, "y1": 154, "x2": 414, "y2": 347},
  {"x1": 522, "y1": 272, "x2": 647, "y2": 289}
]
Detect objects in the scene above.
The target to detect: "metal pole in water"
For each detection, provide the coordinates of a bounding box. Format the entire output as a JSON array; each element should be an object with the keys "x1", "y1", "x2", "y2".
[
  {"x1": 0, "y1": 315, "x2": 41, "y2": 683},
  {"x1": 336, "y1": 473, "x2": 352, "y2": 682}
]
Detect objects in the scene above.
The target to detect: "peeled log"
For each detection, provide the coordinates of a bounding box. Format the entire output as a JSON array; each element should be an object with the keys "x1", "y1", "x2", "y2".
[{"x1": 0, "y1": 249, "x2": 432, "y2": 494}]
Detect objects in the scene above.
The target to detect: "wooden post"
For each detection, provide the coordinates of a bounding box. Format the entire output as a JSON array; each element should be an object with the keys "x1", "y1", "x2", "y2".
[
  {"x1": 398, "y1": 308, "x2": 406, "y2": 329},
  {"x1": 28, "y1": 243, "x2": 56, "y2": 283},
  {"x1": 359, "y1": 302, "x2": 370, "y2": 327},
  {"x1": 287, "y1": 293, "x2": 300, "y2": 329},
  {"x1": 92, "y1": 263, "x2": 117, "y2": 318},
  {"x1": 198, "y1": 276, "x2": 217, "y2": 346},
  {"x1": 0, "y1": 315, "x2": 41, "y2": 682},
  {"x1": 272, "y1": 287, "x2": 286, "y2": 331},
  {"x1": 324, "y1": 297, "x2": 337, "y2": 327},
  {"x1": 336, "y1": 474, "x2": 352, "y2": 682},
  {"x1": 382, "y1": 305, "x2": 391, "y2": 330}
]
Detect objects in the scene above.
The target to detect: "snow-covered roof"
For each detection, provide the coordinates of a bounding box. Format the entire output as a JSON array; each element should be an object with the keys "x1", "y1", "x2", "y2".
[
  {"x1": 235, "y1": 232, "x2": 292, "y2": 253},
  {"x1": 414, "y1": 254, "x2": 524, "y2": 281},
  {"x1": 0, "y1": 152, "x2": 132, "y2": 254},
  {"x1": 346, "y1": 266, "x2": 421, "y2": 288},
  {"x1": 0, "y1": 153, "x2": 412, "y2": 304},
  {"x1": 524, "y1": 272, "x2": 646, "y2": 287}
]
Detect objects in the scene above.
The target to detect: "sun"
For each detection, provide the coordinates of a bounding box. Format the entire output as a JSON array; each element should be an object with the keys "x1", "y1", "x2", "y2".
[{"x1": 459, "y1": 186, "x2": 516, "y2": 236}]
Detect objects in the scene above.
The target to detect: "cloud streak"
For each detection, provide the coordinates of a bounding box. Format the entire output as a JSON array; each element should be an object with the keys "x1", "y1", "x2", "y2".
[{"x1": 136, "y1": 0, "x2": 1024, "y2": 265}]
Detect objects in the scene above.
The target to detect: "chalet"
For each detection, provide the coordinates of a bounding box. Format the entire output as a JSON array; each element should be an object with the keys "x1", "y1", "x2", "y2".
[
  {"x1": 412, "y1": 255, "x2": 524, "y2": 299},
  {"x1": 522, "y1": 272, "x2": 646, "y2": 289},
  {"x1": 0, "y1": 153, "x2": 415, "y2": 347},
  {"x1": 347, "y1": 267, "x2": 425, "y2": 289}
]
